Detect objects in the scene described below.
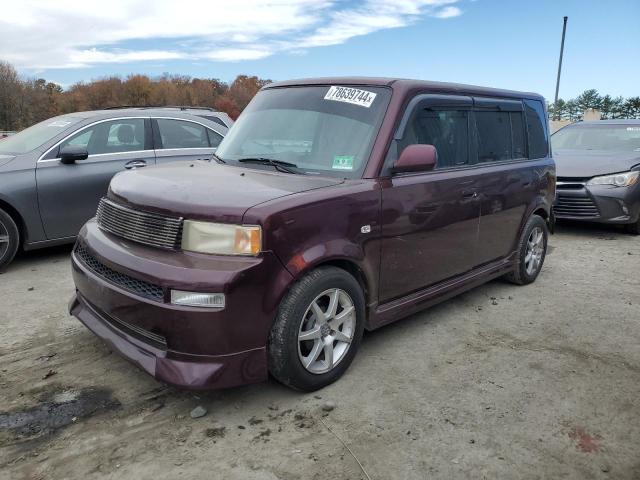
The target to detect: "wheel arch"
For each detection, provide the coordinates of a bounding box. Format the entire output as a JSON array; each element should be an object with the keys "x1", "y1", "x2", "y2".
[
  {"x1": 0, "y1": 198, "x2": 25, "y2": 246},
  {"x1": 288, "y1": 256, "x2": 373, "y2": 320}
]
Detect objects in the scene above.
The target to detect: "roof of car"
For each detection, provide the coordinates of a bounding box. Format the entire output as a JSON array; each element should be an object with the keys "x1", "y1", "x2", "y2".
[
  {"x1": 59, "y1": 109, "x2": 229, "y2": 131},
  {"x1": 264, "y1": 77, "x2": 545, "y2": 101}
]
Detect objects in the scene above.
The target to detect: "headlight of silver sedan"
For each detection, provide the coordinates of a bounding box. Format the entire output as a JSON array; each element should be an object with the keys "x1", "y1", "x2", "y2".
[
  {"x1": 586, "y1": 170, "x2": 639, "y2": 187},
  {"x1": 181, "y1": 220, "x2": 262, "y2": 256}
]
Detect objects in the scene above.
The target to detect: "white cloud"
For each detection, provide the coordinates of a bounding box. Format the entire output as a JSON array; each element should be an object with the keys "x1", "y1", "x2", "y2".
[
  {"x1": 433, "y1": 6, "x2": 463, "y2": 18},
  {"x1": 0, "y1": 0, "x2": 464, "y2": 69}
]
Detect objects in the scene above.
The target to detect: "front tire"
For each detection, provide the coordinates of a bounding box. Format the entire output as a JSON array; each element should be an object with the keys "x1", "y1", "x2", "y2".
[
  {"x1": 504, "y1": 214, "x2": 548, "y2": 285},
  {"x1": 624, "y1": 218, "x2": 640, "y2": 235},
  {"x1": 268, "y1": 266, "x2": 366, "y2": 391},
  {"x1": 0, "y1": 208, "x2": 19, "y2": 272}
]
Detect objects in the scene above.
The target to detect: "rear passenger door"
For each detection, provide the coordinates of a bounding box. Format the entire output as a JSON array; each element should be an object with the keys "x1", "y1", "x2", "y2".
[
  {"x1": 472, "y1": 98, "x2": 535, "y2": 265},
  {"x1": 152, "y1": 118, "x2": 223, "y2": 164}
]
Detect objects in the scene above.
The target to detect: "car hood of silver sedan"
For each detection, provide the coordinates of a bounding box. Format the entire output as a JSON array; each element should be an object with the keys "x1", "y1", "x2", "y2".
[{"x1": 554, "y1": 149, "x2": 640, "y2": 178}]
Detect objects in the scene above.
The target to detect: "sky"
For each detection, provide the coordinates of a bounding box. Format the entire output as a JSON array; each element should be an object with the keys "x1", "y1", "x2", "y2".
[{"x1": 1, "y1": 0, "x2": 638, "y2": 101}]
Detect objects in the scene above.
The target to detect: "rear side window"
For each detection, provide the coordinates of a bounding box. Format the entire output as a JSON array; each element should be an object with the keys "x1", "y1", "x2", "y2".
[
  {"x1": 524, "y1": 99, "x2": 549, "y2": 158},
  {"x1": 400, "y1": 109, "x2": 469, "y2": 168},
  {"x1": 511, "y1": 112, "x2": 526, "y2": 158},
  {"x1": 156, "y1": 119, "x2": 211, "y2": 149},
  {"x1": 476, "y1": 111, "x2": 511, "y2": 162},
  {"x1": 475, "y1": 110, "x2": 528, "y2": 162}
]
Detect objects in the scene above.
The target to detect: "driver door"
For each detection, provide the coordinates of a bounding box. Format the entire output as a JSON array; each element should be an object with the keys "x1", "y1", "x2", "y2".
[
  {"x1": 379, "y1": 95, "x2": 481, "y2": 302},
  {"x1": 36, "y1": 117, "x2": 154, "y2": 239}
]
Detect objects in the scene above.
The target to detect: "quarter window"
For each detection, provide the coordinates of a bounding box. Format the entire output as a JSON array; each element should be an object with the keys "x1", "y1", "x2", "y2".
[
  {"x1": 59, "y1": 119, "x2": 145, "y2": 156},
  {"x1": 524, "y1": 99, "x2": 549, "y2": 159},
  {"x1": 400, "y1": 109, "x2": 469, "y2": 168},
  {"x1": 156, "y1": 119, "x2": 212, "y2": 149},
  {"x1": 207, "y1": 129, "x2": 223, "y2": 148}
]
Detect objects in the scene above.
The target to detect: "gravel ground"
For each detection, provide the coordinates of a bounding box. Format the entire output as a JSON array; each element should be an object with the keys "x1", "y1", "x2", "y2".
[{"x1": 0, "y1": 222, "x2": 639, "y2": 480}]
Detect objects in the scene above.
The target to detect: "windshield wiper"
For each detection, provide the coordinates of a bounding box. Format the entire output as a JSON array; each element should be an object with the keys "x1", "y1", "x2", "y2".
[
  {"x1": 212, "y1": 153, "x2": 226, "y2": 164},
  {"x1": 237, "y1": 157, "x2": 300, "y2": 174}
]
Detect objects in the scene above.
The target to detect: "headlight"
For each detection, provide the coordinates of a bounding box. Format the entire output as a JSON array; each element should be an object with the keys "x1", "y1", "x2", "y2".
[
  {"x1": 181, "y1": 220, "x2": 261, "y2": 255},
  {"x1": 586, "y1": 170, "x2": 639, "y2": 187}
]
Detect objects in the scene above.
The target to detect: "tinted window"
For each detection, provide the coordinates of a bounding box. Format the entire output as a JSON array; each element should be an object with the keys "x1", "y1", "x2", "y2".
[
  {"x1": 59, "y1": 119, "x2": 145, "y2": 156},
  {"x1": 399, "y1": 109, "x2": 469, "y2": 168},
  {"x1": 511, "y1": 112, "x2": 526, "y2": 158},
  {"x1": 524, "y1": 99, "x2": 548, "y2": 158},
  {"x1": 476, "y1": 111, "x2": 511, "y2": 162},
  {"x1": 156, "y1": 119, "x2": 210, "y2": 149}
]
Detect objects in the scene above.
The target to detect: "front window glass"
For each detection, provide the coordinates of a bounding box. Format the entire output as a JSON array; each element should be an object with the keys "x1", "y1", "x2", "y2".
[
  {"x1": 215, "y1": 86, "x2": 391, "y2": 177},
  {"x1": 399, "y1": 109, "x2": 469, "y2": 168},
  {"x1": 552, "y1": 124, "x2": 640, "y2": 152},
  {"x1": 0, "y1": 116, "x2": 83, "y2": 155},
  {"x1": 59, "y1": 118, "x2": 145, "y2": 155}
]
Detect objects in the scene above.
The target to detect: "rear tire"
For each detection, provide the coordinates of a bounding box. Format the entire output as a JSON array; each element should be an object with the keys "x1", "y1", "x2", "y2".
[
  {"x1": 504, "y1": 214, "x2": 548, "y2": 285},
  {"x1": 268, "y1": 266, "x2": 365, "y2": 391},
  {"x1": 0, "y1": 208, "x2": 19, "y2": 272}
]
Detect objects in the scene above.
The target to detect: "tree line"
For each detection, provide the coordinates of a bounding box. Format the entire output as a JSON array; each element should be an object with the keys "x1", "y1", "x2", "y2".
[
  {"x1": 0, "y1": 60, "x2": 270, "y2": 131},
  {"x1": 2, "y1": 59, "x2": 639, "y2": 131},
  {"x1": 548, "y1": 89, "x2": 640, "y2": 121}
]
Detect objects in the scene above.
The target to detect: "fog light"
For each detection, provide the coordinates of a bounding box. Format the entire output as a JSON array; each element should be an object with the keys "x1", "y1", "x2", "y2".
[{"x1": 170, "y1": 290, "x2": 225, "y2": 308}]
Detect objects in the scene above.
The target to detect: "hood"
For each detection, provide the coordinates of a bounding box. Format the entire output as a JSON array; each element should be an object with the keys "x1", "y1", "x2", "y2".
[
  {"x1": 108, "y1": 161, "x2": 345, "y2": 223},
  {"x1": 0, "y1": 154, "x2": 16, "y2": 169},
  {"x1": 554, "y1": 149, "x2": 640, "y2": 178}
]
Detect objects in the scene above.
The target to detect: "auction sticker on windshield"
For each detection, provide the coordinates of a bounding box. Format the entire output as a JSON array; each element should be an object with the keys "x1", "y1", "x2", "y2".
[{"x1": 324, "y1": 86, "x2": 377, "y2": 108}]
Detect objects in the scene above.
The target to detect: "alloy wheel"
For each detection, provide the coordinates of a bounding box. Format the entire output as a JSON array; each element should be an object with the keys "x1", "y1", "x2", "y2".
[
  {"x1": 525, "y1": 226, "x2": 544, "y2": 276},
  {"x1": 297, "y1": 288, "x2": 356, "y2": 374},
  {"x1": 0, "y1": 220, "x2": 9, "y2": 260}
]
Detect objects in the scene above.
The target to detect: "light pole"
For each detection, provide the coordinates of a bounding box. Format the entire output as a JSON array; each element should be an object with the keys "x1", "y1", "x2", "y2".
[{"x1": 554, "y1": 16, "x2": 568, "y2": 113}]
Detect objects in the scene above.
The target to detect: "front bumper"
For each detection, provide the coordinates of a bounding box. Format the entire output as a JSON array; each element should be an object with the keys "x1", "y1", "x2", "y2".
[
  {"x1": 69, "y1": 219, "x2": 293, "y2": 390},
  {"x1": 554, "y1": 181, "x2": 640, "y2": 224}
]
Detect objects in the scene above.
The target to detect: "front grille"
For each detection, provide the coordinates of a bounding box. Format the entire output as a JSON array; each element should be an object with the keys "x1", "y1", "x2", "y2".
[
  {"x1": 554, "y1": 193, "x2": 600, "y2": 218},
  {"x1": 556, "y1": 177, "x2": 589, "y2": 190},
  {"x1": 97, "y1": 198, "x2": 183, "y2": 250},
  {"x1": 75, "y1": 243, "x2": 164, "y2": 302}
]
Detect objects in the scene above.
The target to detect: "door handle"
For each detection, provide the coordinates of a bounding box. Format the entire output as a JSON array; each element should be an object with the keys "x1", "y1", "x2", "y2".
[
  {"x1": 124, "y1": 160, "x2": 147, "y2": 169},
  {"x1": 461, "y1": 190, "x2": 478, "y2": 199}
]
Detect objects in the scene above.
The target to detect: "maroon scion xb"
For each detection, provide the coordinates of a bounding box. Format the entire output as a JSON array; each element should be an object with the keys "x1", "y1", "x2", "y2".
[{"x1": 69, "y1": 78, "x2": 555, "y2": 391}]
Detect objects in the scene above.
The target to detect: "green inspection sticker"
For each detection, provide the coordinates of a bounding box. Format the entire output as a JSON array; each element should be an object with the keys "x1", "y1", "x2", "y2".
[{"x1": 332, "y1": 155, "x2": 354, "y2": 170}]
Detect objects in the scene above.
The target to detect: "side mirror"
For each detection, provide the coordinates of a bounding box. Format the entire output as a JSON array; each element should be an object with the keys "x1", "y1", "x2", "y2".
[
  {"x1": 392, "y1": 144, "x2": 437, "y2": 174},
  {"x1": 60, "y1": 145, "x2": 89, "y2": 164}
]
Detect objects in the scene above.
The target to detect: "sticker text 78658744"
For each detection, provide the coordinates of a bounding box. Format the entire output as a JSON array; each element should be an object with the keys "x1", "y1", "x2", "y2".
[{"x1": 324, "y1": 86, "x2": 377, "y2": 108}]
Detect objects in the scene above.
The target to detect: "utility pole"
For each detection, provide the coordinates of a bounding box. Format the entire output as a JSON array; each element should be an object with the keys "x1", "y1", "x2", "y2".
[{"x1": 554, "y1": 16, "x2": 568, "y2": 107}]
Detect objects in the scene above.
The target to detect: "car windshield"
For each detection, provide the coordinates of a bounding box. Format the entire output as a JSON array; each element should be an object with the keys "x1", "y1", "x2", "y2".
[
  {"x1": 552, "y1": 124, "x2": 640, "y2": 152},
  {"x1": 215, "y1": 85, "x2": 391, "y2": 177},
  {"x1": 0, "y1": 116, "x2": 84, "y2": 155}
]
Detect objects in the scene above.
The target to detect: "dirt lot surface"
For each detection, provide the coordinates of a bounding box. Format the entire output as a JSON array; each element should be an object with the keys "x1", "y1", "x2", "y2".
[{"x1": 1, "y1": 223, "x2": 639, "y2": 480}]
